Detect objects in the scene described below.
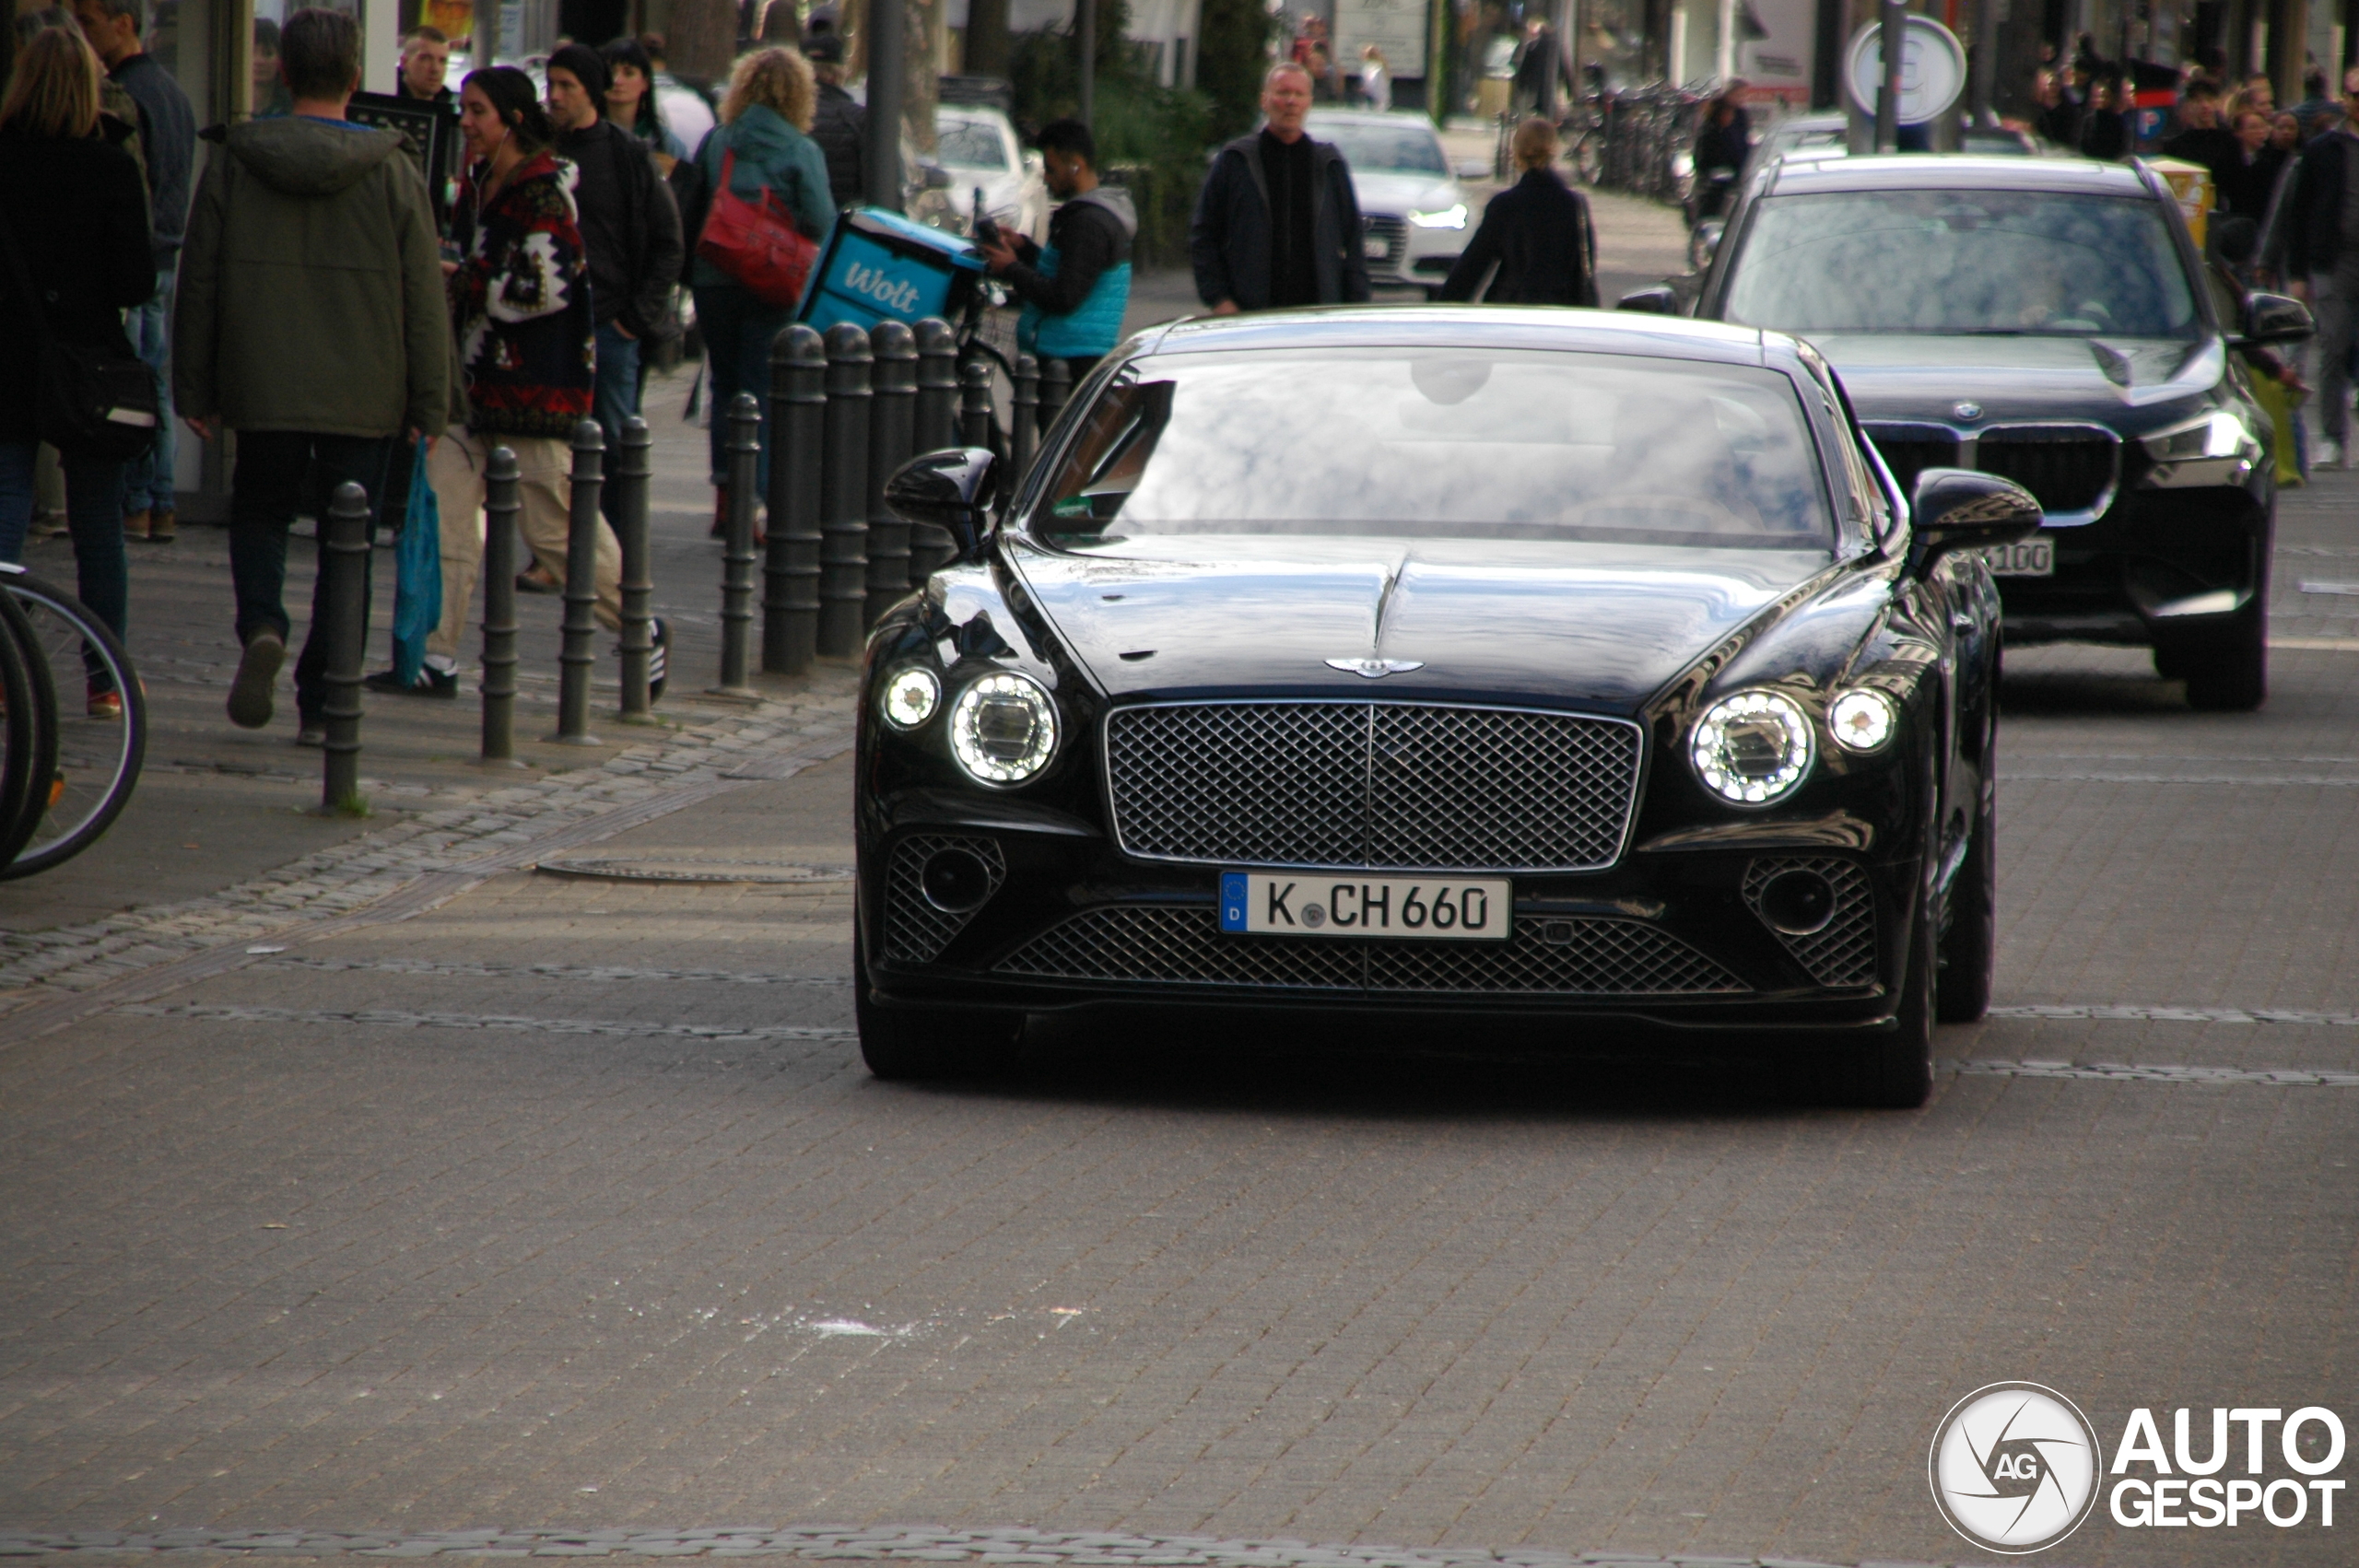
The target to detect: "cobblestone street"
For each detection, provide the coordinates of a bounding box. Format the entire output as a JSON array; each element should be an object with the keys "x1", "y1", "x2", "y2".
[{"x1": 1, "y1": 277, "x2": 2355, "y2": 1568}]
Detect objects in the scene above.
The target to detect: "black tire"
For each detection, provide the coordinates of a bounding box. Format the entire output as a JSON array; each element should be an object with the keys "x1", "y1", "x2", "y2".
[
  {"x1": 0, "y1": 589, "x2": 46, "y2": 874},
  {"x1": 1825, "y1": 878, "x2": 1937, "y2": 1108},
  {"x1": 853, "y1": 924, "x2": 1022, "y2": 1080},
  {"x1": 1936, "y1": 770, "x2": 1997, "y2": 1025},
  {"x1": 2153, "y1": 643, "x2": 2190, "y2": 683},
  {"x1": 0, "y1": 574, "x2": 144, "y2": 879},
  {"x1": 2184, "y1": 612, "x2": 2267, "y2": 711}
]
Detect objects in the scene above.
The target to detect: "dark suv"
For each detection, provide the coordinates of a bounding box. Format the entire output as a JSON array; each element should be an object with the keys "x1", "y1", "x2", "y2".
[{"x1": 1644, "y1": 154, "x2": 2310, "y2": 709}]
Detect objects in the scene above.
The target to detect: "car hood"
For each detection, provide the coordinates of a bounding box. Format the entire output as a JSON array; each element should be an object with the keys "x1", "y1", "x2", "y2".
[
  {"x1": 1350, "y1": 170, "x2": 1461, "y2": 216},
  {"x1": 1809, "y1": 333, "x2": 2226, "y2": 422},
  {"x1": 1007, "y1": 535, "x2": 1838, "y2": 713}
]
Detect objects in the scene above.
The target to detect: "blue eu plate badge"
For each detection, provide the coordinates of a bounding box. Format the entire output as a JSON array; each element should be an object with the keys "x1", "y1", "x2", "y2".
[{"x1": 1220, "y1": 872, "x2": 1250, "y2": 932}]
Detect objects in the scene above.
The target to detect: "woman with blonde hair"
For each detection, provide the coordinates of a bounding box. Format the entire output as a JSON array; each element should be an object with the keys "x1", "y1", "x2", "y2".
[
  {"x1": 0, "y1": 19, "x2": 154, "y2": 713},
  {"x1": 686, "y1": 45, "x2": 835, "y2": 521},
  {"x1": 1438, "y1": 117, "x2": 1596, "y2": 306}
]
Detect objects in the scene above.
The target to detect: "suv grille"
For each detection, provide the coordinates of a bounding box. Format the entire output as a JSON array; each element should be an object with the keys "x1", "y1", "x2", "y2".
[
  {"x1": 1976, "y1": 426, "x2": 2118, "y2": 512},
  {"x1": 1104, "y1": 702, "x2": 1643, "y2": 872},
  {"x1": 993, "y1": 906, "x2": 1748, "y2": 995},
  {"x1": 1863, "y1": 426, "x2": 1959, "y2": 497}
]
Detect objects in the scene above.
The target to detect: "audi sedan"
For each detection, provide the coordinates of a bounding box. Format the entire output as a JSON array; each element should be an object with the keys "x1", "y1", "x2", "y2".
[
  {"x1": 1666, "y1": 155, "x2": 2310, "y2": 709},
  {"x1": 855, "y1": 309, "x2": 2038, "y2": 1106},
  {"x1": 1306, "y1": 111, "x2": 1474, "y2": 296}
]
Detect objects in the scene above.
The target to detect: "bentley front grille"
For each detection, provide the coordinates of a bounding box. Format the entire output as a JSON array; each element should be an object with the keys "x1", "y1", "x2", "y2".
[
  {"x1": 884, "y1": 835, "x2": 1006, "y2": 964},
  {"x1": 1742, "y1": 857, "x2": 1878, "y2": 989},
  {"x1": 993, "y1": 905, "x2": 1749, "y2": 995},
  {"x1": 1976, "y1": 426, "x2": 2118, "y2": 513},
  {"x1": 1104, "y1": 702, "x2": 1643, "y2": 872}
]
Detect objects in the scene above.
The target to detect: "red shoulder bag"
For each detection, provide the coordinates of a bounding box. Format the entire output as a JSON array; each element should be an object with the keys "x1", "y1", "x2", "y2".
[{"x1": 697, "y1": 147, "x2": 820, "y2": 307}]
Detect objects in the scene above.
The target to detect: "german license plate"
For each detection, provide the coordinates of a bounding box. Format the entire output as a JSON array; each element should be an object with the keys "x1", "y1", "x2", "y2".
[
  {"x1": 1363, "y1": 236, "x2": 1390, "y2": 259},
  {"x1": 1219, "y1": 872, "x2": 1510, "y2": 941},
  {"x1": 1977, "y1": 538, "x2": 2053, "y2": 576}
]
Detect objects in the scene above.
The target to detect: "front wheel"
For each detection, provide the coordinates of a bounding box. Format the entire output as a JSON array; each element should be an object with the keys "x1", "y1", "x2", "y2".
[
  {"x1": 1936, "y1": 781, "x2": 1997, "y2": 1024},
  {"x1": 2183, "y1": 613, "x2": 2267, "y2": 711}
]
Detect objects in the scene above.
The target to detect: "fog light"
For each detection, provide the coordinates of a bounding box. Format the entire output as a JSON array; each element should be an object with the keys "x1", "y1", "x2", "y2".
[
  {"x1": 1757, "y1": 869, "x2": 1837, "y2": 935},
  {"x1": 920, "y1": 847, "x2": 994, "y2": 913}
]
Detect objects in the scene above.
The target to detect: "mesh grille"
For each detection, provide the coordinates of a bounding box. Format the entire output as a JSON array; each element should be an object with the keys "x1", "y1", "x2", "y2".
[
  {"x1": 1362, "y1": 214, "x2": 1407, "y2": 267},
  {"x1": 1977, "y1": 427, "x2": 2118, "y2": 512},
  {"x1": 884, "y1": 835, "x2": 1007, "y2": 964},
  {"x1": 1105, "y1": 703, "x2": 1642, "y2": 872},
  {"x1": 1864, "y1": 427, "x2": 1958, "y2": 497},
  {"x1": 993, "y1": 906, "x2": 1747, "y2": 996},
  {"x1": 1742, "y1": 857, "x2": 1878, "y2": 989}
]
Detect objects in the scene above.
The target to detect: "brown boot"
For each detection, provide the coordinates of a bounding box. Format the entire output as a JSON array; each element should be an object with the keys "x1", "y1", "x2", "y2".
[
  {"x1": 148, "y1": 507, "x2": 176, "y2": 542},
  {"x1": 123, "y1": 509, "x2": 151, "y2": 542}
]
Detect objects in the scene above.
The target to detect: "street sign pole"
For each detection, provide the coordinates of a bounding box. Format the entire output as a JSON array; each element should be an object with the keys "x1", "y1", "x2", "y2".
[{"x1": 1876, "y1": 0, "x2": 1904, "y2": 153}]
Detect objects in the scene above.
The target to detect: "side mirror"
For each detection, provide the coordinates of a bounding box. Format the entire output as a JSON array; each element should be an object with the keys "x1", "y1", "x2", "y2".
[
  {"x1": 2236, "y1": 290, "x2": 2313, "y2": 346},
  {"x1": 1911, "y1": 467, "x2": 2042, "y2": 558},
  {"x1": 1617, "y1": 285, "x2": 1679, "y2": 314},
  {"x1": 886, "y1": 446, "x2": 1000, "y2": 557}
]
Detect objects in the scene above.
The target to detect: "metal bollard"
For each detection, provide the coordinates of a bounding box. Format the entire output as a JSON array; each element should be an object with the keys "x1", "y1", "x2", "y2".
[
  {"x1": 958, "y1": 357, "x2": 993, "y2": 449},
  {"x1": 318, "y1": 480, "x2": 370, "y2": 812},
  {"x1": 480, "y1": 446, "x2": 521, "y2": 764},
  {"x1": 1012, "y1": 352, "x2": 1039, "y2": 470},
  {"x1": 818, "y1": 322, "x2": 872, "y2": 658},
  {"x1": 713, "y1": 391, "x2": 761, "y2": 697},
  {"x1": 913, "y1": 316, "x2": 957, "y2": 453},
  {"x1": 766, "y1": 324, "x2": 826, "y2": 675},
  {"x1": 613, "y1": 415, "x2": 656, "y2": 720},
  {"x1": 866, "y1": 320, "x2": 918, "y2": 621},
  {"x1": 549, "y1": 418, "x2": 604, "y2": 743},
  {"x1": 1038, "y1": 357, "x2": 1073, "y2": 436}
]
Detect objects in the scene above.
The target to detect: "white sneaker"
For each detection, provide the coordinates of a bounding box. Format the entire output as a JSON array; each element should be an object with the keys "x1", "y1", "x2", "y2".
[{"x1": 2317, "y1": 440, "x2": 2344, "y2": 471}]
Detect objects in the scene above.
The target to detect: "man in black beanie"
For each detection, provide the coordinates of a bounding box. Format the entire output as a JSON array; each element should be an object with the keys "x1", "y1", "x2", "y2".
[{"x1": 545, "y1": 40, "x2": 683, "y2": 457}]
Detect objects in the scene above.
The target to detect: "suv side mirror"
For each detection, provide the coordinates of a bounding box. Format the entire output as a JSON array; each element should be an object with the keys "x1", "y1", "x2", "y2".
[
  {"x1": 886, "y1": 447, "x2": 1000, "y2": 557},
  {"x1": 1911, "y1": 467, "x2": 2042, "y2": 559},
  {"x1": 1617, "y1": 285, "x2": 1679, "y2": 314},
  {"x1": 2236, "y1": 290, "x2": 2313, "y2": 346}
]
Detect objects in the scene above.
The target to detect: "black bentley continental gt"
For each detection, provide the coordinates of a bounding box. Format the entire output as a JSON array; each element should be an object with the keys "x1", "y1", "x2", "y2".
[{"x1": 856, "y1": 309, "x2": 2040, "y2": 1106}]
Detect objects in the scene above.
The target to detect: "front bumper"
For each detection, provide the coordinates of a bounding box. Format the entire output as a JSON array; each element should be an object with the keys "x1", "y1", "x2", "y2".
[
  {"x1": 1998, "y1": 482, "x2": 2271, "y2": 648},
  {"x1": 862, "y1": 799, "x2": 1922, "y2": 1032},
  {"x1": 1364, "y1": 210, "x2": 1463, "y2": 289}
]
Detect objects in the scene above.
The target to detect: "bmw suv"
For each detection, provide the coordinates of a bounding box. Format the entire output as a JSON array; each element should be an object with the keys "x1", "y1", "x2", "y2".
[{"x1": 1647, "y1": 154, "x2": 2310, "y2": 709}]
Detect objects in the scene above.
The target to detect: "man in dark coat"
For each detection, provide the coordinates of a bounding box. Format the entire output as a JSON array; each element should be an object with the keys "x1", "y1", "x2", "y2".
[
  {"x1": 1438, "y1": 118, "x2": 1596, "y2": 306},
  {"x1": 2163, "y1": 79, "x2": 2240, "y2": 191},
  {"x1": 1189, "y1": 63, "x2": 1370, "y2": 313},
  {"x1": 2284, "y1": 73, "x2": 2359, "y2": 465},
  {"x1": 546, "y1": 41, "x2": 684, "y2": 457},
  {"x1": 804, "y1": 34, "x2": 864, "y2": 209}
]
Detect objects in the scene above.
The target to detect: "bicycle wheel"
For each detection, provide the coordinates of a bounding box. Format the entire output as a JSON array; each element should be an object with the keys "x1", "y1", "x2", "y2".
[
  {"x1": 0, "y1": 581, "x2": 52, "y2": 874},
  {"x1": 0, "y1": 569, "x2": 143, "y2": 880}
]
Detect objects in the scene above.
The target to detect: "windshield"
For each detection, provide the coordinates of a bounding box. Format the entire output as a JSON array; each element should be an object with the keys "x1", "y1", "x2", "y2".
[
  {"x1": 1028, "y1": 349, "x2": 1835, "y2": 548},
  {"x1": 1722, "y1": 190, "x2": 2200, "y2": 338},
  {"x1": 936, "y1": 119, "x2": 1012, "y2": 170},
  {"x1": 1307, "y1": 121, "x2": 1449, "y2": 174}
]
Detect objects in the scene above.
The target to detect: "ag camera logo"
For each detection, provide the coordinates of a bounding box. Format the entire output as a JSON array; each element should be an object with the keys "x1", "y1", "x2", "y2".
[{"x1": 1929, "y1": 1382, "x2": 2103, "y2": 1553}]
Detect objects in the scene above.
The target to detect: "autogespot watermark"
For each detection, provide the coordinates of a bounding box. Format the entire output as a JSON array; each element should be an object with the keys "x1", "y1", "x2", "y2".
[{"x1": 1930, "y1": 1385, "x2": 2349, "y2": 1552}]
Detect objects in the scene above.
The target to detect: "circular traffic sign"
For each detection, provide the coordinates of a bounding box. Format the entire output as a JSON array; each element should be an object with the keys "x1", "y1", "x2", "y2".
[{"x1": 1844, "y1": 16, "x2": 1967, "y2": 125}]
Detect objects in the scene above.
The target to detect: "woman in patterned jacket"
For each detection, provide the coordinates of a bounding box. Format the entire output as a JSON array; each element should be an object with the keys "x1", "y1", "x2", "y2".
[{"x1": 410, "y1": 66, "x2": 662, "y2": 698}]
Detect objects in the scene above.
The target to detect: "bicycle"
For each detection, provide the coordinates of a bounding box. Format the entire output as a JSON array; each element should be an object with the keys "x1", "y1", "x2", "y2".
[
  {"x1": 0, "y1": 565, "x2": 145, "y2": 880},
  {"x1": 0, "y1": 583, "x2": 53, "y2": 875}
]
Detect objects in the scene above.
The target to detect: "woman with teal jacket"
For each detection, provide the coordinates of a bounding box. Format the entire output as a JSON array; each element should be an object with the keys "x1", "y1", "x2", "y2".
[{"x1": 687, "y1": 46, "x2": 835, "y2": 522}]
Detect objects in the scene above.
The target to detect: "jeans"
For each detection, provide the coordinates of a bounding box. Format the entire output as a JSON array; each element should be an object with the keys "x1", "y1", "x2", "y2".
[
  {"x1": 593, "y1": 321, "x2": 643, "y2": 450},
  {"x1": 229, "y1": 430, "x2": 392, "y2": 722},
  {"x1": 0, "y1": 443, "x2": 130, "y2": 685},
  {"x1": 692, "y1": 283, "x2": 792, "y2": 495},
  {"x1": 120, "y1": 267, "x2": 178, "y2": 516}
]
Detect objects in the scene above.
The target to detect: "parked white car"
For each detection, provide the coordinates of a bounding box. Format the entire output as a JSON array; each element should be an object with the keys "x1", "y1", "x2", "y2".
[
  {"x1": 926, "y1": 107, "x2": 1049, "y2": 243},
  {"x1": 1305, "y1": 110, "x2": 1471, "y2": 298}
]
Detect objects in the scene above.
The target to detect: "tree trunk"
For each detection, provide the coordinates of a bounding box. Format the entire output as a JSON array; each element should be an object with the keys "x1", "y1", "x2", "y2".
[
  {"x1": 668, "y1": 0, "x2": 739, "y2": 84},
  {"x1": 964, "y1": 0, "x2": 1010, "y2": 78},
  {"x1": 851, "y1": 0, "x2": 938, "y2": 156}
]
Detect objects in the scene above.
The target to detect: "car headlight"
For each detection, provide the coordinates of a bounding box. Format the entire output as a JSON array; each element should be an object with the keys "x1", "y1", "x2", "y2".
[
  {"x1": 949, "y1": 672, "x2": 1059, "y2": 785},
  {"x1": 1690, "y1": 689, "x2": 1814, "y2": 804},
  {"x1": 880, "y1": 666, "x2": 940, "y2": 729},
  {"x1": 2143, "y1": 409, "x2": 2255, "y2": 462},
  {"x1": 1827, "y1": 688, "x2": 1898, "y2": 752},
  {"x1": 1408, "y1": 203, "x2": 1468, "y2": 229}
]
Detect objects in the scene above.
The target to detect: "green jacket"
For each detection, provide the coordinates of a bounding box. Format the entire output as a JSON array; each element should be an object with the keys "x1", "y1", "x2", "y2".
[
  {"x1": 175, "y1": 116, "x2": 449, "y2": 439},
  {"x1": 687, "y1": 104, "x2": 835, "y2": 292}
]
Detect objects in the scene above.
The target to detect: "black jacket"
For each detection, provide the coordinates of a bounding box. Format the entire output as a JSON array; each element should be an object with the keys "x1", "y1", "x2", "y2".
[
  {"x1": 111, "y1": 51, "x2": 194, "y2": 266},
  {"x1": 1438, "y1": 168, "x2": 1596, "y2": 307},
  {"x1": 811, "y1": 81, "x2": 864, "y2": 209},
  {"x1": 2079, "y1": 110, "x2": 2128, "y2": 160},
  {"x1": 2286, "y1": 130, "x2": 2359, "y2": 278},
  {"x1": 1003, "y1": 187, "x2": 1135, "y2": 315},
  {"x1": 557, "y1": 118, "x2": 684, "y2": 337},
  {"x1": 1189, "y1": 131, "x2": 1371, "y2": 310},
  {"x1": 2216, "y1": 145, "x2": 2285, "y2": 219},
  {"x1": 0, "y1": 125, "x2": 154, "y2": 442}
]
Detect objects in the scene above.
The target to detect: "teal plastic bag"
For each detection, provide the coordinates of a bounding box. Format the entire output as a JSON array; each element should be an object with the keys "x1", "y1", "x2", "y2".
[{"x1": 392, "y1": 442, "x2": 442, "y2": 683}]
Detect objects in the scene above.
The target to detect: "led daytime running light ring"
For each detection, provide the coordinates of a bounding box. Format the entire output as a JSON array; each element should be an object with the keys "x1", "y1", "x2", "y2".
[
  {"x1": 950, "y1": 672, "x2": 1060, "y2": 786},
  {"x1": 1690, "y1": 689, "x2": 1815, "y2": 805}
]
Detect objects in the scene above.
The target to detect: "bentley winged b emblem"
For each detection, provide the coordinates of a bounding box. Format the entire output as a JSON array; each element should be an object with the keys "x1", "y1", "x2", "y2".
[{"x1": 1325, "y1": 657, "x2": 1426, "y2": 678}]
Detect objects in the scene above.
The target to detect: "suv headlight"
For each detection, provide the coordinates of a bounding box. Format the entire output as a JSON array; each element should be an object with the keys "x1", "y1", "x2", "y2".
[
  {"x1": 1691, "y1": 689, "x2": 1814, "y2": 804},
  {"x1": 950, "y1": 672, "x2": 1059, "y2": 785},
  {"x1": 2142, "y1": 409, "x2": 2260, "y2": 487},
  {"x1": 1408, "y1": 203, "x2": 1468, "y2": 229}
]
